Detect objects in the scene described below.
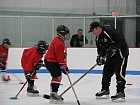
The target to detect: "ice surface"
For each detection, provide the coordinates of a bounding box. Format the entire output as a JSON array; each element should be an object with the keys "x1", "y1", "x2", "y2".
[{"x1": 0, "y1": 73, "x2": 140, "y2": 105}]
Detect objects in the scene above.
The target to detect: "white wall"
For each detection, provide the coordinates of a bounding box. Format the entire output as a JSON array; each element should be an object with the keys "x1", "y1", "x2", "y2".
[{"x1": 7, "y1": 47, "x2": 140, "y2": 71}]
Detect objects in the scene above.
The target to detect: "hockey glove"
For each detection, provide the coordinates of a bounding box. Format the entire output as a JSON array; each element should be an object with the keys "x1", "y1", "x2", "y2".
[
  {"x1": 35, "y1": 60, "x2": 43, "y2": 70},
  {"x1": 96, "y1": 56, "x2": 105, "y2": 66},
  {"x1": 25, "y1": 73, "x2": 32, "y2": 81},
  {"x1": 107, "y1": 45, "x2": 118, "y2": 58},
  {"x1": 59, "y1": 63, "x2": 69, "y2": 75},
  {"x1": 64, "y1": 52, "x2": 67, "y2": 60},
  {"x1": 0, "y1": 62, "x2": 6, "y2": 70},
  {"x1": 0, "y1": 56, "x2": 4, "y2": 61}
]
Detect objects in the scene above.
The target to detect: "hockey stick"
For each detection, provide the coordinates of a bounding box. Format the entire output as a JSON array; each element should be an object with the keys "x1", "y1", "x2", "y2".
[
  {"x1": 9, "y1": 71, "x2": 35, "y2": 100},
  {"x1": 0, "y1": 62, "x2": 24, "y2": 83},
  {"x1": 8, "y1": 71, "x2": 25, "y2": 84},
  {"x1": 9, "y1": 81, "x2": 28, "y2": 100},
  {"x1": 67, "y1": 73, "x2": 80, "y2": 105},
  {"x1": 44, "y1": 63, "x2": 97, "y2": 99},
  {"x1": 60, "y1": 63, "x2": 97, "y2": 96}
]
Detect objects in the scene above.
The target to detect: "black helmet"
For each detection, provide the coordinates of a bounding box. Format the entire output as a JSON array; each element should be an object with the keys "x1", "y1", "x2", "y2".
[
  {"x1": 37, "y1": 40, "x2": 49, "y2": 54},
  {"x1": 56, "y1": 25, "x2": 70, "y2": 40},
  {"x1": 2, "y1": 38, "x2": 11, "y2": 45}
]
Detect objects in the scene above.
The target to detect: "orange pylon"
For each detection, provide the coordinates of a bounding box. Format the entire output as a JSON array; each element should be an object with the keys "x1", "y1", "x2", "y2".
[
  {"x1": 7, "y1": 75, "x2": 11, "y2": 81},
  {"x1": 32, "y1": 74, "x2": 38, "y2": 79}
]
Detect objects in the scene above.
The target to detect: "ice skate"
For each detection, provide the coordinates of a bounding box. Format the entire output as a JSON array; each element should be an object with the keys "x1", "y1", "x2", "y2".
[
  {"x1": 111, "y1": 92, "x2": 125, "y2": 102},
  {"x1": 27, "y1": 86, "x2": 39, "y2": 97},
  {"x1": 95, "y1": 90, "x2": 110, "y2": 99},
  {"x1": 49, "y1": 92, "x2": 64, "y2": 104},
  {"x1": 2, "y1": 76, "x2": 8, "y2": 82}
]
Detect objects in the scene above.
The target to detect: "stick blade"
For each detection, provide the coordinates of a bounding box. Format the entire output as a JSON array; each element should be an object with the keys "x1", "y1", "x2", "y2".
[
  {"x1": 19, "y1": 82, "x2": 25, "y2": 84},
  {"x1": 9, "y1": 97, "x2": 18, "y2": 100},
  {"x1": 77, "y1": 100, "x2": 81, "y2": 105}
]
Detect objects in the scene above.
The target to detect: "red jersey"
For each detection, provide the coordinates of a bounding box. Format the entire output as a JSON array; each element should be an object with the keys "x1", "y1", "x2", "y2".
[
  {"x1": 44, "y1": 36, "x2": 66, "y2": 63},
  {"x1": 0, "y1": 44, "x2": 8, "y2": 66},
  {"x1": 21, "y1": 47, "x2": 43, "y2": 72}
]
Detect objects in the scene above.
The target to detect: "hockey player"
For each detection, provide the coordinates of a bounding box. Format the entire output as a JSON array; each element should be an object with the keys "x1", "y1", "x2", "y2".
[
  {"x1": 21, "y1": 40, "x2": 49, "y2": 96},
  {"x1": 0, "y1": 38, "x2": 11, "y2": 81},
  {"x1": 88, "y1": 21, "x2": 129, "y2": 102},
  {"x1": 44, "y1": 25, "x2": 70, "y2": 103}
]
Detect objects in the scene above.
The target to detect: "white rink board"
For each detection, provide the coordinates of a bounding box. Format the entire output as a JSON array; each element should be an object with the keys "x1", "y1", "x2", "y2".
[{"x1": 7, "y1": 47, "x2": 140, "y2": 71}]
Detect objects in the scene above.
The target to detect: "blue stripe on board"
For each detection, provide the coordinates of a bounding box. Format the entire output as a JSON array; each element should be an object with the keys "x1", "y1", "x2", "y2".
[{"x1": 1, "y1": 69, "x2": 140, "y2": 75}]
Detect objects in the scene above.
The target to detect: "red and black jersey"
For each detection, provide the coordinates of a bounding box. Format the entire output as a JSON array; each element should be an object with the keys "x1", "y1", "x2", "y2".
[
  {"x1": 44, "y1": 36, "x2": 66, "y2": 63},
  {"x1": 0, "y1": 44, "x2": 8, "y2": 66},
  {"x1": 21, "y1": 47, "x2": 43, "y2": 72}
]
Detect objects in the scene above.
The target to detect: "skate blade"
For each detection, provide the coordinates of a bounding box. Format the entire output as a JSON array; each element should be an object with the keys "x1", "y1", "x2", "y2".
[
  {"x1": 112, "y1": 97, "x2": 125, "y2": 102},
  {"x1": 96, "y1": 95, "x2": 109, "y2": 99},
  {"x1": 27, "y1": 93, "x2": 39, "y2": 97},
  {"x1": 49, "y1": 99, "x2": 64, "y2": 104}
]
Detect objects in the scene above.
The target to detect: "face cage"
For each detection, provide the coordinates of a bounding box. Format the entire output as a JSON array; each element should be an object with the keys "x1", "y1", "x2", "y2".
[
  {"x1": 58, "y1": 33, "x2": 70, "y2": 40},
  {"x1": 38, "y1": 48, "x2": 46, "y2": 54},
  {"x1": 3, "y1": 44, "x2": 11, "y2": 48}
]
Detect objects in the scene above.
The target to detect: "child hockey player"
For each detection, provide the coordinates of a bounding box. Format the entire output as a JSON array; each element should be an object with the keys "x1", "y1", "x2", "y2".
[
  {"x1": 21, "y1": 40, "x2": 49, "y2": 96},
  {"x1": 0, "y1": 38, "x2": 11, "y2": 81},
  {"x1": 44, "y1": 25, "x2": 70, "y2": 103}
]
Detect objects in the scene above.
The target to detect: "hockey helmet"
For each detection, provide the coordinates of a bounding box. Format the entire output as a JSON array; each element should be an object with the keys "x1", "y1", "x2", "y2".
[
  {"x1": 37, "y1": 40, "x2": 49, "y2": 54},
  {"x1": 56, "y1": 25, "x2": 70, "y2": 40},
  {"x1": 2, "y1": 38, "x2": 11, "y2": 46}
]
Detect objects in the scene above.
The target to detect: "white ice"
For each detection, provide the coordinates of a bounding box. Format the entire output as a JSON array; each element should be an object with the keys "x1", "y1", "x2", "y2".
[{"x1": 0, "y1": 73, "x2": 140, "y2": 105}]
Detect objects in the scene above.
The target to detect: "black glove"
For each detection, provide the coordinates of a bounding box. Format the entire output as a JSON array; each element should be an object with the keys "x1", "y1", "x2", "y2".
[
  {"x1": 0, "y1": 56, "x2": 5, "y2": 61},
  {"x1": 107, "y1": 45, "x2": 118, "y2": 58},
  {"x1": 64, "y1": 52, "x2": 67, "y2": 59},
  {"x1": 96, "y1": 56, "x2": 105, "y2": 66},
  {"x1": 59, "y1": 63, "x2": 69, "y2": 75},
  {"x1": 25, "y1": 73, "x2": 32, "y2": 81},
  {"x1": 35, "y1": 60, "x2": 43, "y2": 70},
  {"x1": 0, "y1": 62, "x2": 6, "y2": 70}
]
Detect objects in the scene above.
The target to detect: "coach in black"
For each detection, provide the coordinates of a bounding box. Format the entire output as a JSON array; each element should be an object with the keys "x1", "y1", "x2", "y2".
[{"x1": 88, "y1": 21, "x2": 129, "y2": 101}]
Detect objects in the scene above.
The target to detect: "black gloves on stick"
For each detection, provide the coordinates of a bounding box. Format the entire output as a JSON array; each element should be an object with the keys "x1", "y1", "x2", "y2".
[
  {"x1": 96, "y1": 56, "x2": 105, "y2": 66},
  {"x1": 25, "y1": 73, "x2": 32, "y2": 81},
  {"x1": 35, "y1": 60, "x2": 43, "y2": 70},
  {"x1": 60, "y1": 63, "x2": 69, "y2": 74}
]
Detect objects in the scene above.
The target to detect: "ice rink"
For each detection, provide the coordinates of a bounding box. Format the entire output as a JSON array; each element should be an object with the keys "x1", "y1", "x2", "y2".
[{"x1": 1, "y1": 73, "x2": 140, "y2": 105}]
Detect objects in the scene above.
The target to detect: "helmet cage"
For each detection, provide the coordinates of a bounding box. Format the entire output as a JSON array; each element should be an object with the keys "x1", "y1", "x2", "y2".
[{"x1": 57, "y1": 33, "x2": 70, "y2": 40}]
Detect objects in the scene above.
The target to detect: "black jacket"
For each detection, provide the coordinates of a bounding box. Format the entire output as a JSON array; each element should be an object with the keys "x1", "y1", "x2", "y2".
[
  {"x1": 96, "y1": 27, "x2": 129, "y2": 58},
  {"x1": 70, "y1": 34, "x2": 88, "y2": 47}
]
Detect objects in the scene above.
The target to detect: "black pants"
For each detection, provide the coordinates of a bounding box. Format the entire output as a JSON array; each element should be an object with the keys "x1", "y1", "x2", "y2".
[
  {"x1": 101, "y1": 54, "x2": 128, "y2": 93},
  {"x1": 44, "y1": 59, "x2": 62, "y2": 92}
]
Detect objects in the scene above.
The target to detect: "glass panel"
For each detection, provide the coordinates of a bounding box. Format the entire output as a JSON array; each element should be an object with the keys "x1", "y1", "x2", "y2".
[
  {"x1": 22, "y1": 17, "x2": 52, "y2": 46},
  {"x1": 0, "y1": 16, "x2": 139, "y2": 47},
  {"x1": 0, "y1": 17, "x2": 21, "y2": 46}
]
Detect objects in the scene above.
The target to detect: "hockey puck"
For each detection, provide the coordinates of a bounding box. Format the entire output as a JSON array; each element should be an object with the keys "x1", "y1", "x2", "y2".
[
  {"x1": 43, "y1": 94, "x2": 50, "y2": 99},
  {"x1": 126, "y1": 83, "x2": 132, "y2": 85}
]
